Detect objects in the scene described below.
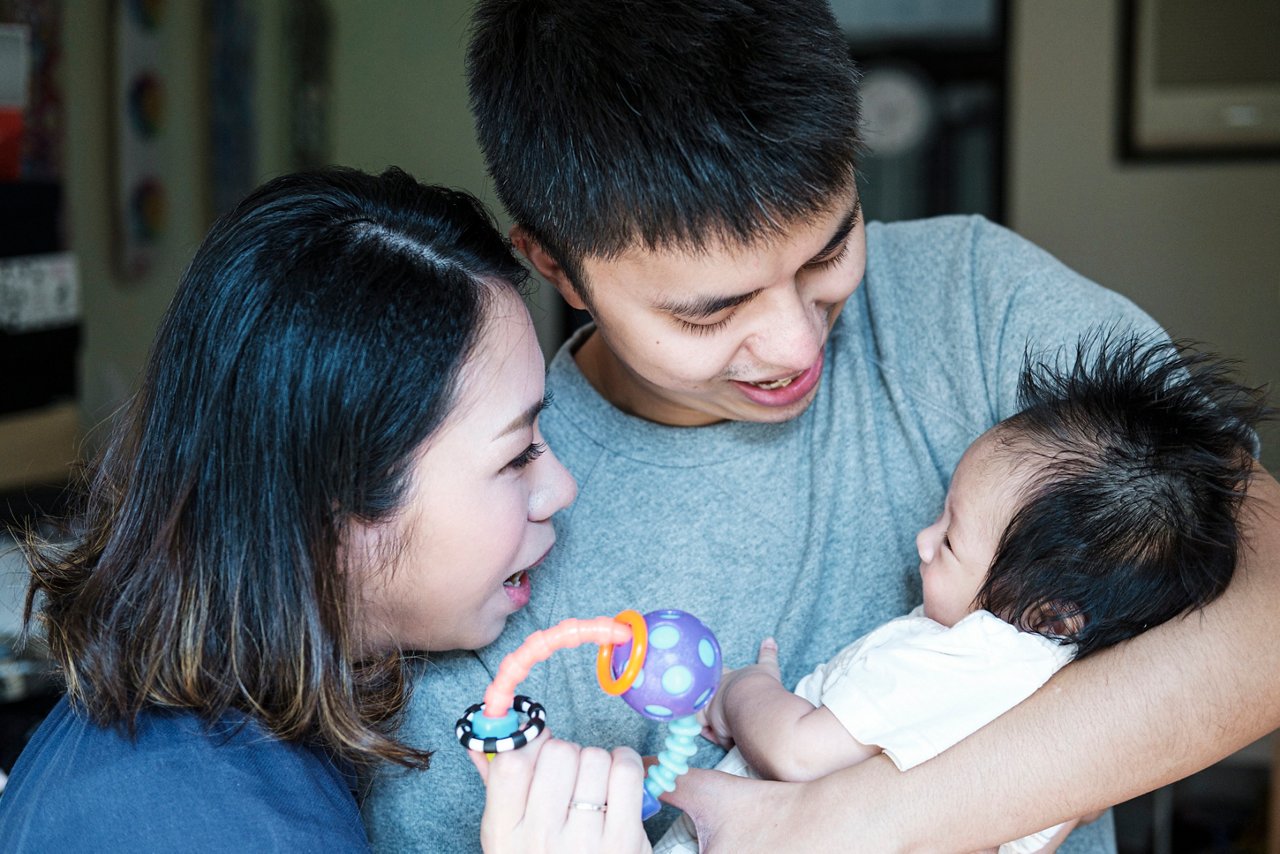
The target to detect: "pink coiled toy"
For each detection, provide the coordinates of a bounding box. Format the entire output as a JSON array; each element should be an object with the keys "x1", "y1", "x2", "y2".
[{"x1": 456, "y1": 609, "x2": 722, "y2": 819}]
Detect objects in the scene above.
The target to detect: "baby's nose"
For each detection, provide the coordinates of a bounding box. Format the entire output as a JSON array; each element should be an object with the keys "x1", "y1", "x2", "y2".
[{"x1": 916, "y1": 523, "x2": 938, "y2": 564}]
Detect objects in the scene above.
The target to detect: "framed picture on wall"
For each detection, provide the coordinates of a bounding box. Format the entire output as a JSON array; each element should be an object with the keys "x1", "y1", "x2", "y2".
[{"x1": 1121, "y1": 0, "x2": 1280, "y2": 159}]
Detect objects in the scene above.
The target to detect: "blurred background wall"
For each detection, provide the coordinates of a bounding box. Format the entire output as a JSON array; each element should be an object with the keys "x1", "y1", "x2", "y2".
[
  {"x1": 58, "y1": 0, "x2": 512, "y2": 456},
  {"x1": 4, "y1": 0, "x2": 1268, "y2": 483},
  {"x1": 1008, "y1": 1, "x2": 1280, "y2": 472}
]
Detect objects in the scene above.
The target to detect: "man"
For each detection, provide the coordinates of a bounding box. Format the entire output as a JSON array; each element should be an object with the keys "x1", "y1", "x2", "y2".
[{"x1": 364, "y1": 2, "x2": 1280, "y2": 850}]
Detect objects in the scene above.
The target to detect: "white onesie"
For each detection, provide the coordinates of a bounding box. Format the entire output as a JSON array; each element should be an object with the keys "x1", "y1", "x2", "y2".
[{"x1": 655, "y1": 607, "x2": 1076, "y2": 854}]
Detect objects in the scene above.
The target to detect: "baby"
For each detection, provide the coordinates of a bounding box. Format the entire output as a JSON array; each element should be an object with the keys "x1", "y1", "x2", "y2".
[{"x1": 658, "y1": 333, "x2": 1269, "y2": 854}]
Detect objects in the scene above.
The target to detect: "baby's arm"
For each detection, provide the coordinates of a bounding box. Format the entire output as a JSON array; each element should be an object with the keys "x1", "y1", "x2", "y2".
[{"x1": 703, "y1": 638, "x2": 880, "y2": 782}]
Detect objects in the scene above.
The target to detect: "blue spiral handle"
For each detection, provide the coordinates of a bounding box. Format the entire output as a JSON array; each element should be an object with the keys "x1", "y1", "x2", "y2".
[{"x1": 640, "y1": 714, "x2": 700, "y2": 819}]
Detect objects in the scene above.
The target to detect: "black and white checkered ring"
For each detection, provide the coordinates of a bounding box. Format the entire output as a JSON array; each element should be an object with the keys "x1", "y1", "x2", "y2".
[{"x1": 455, "y1": 695, "x2": 547, "y2": 754}]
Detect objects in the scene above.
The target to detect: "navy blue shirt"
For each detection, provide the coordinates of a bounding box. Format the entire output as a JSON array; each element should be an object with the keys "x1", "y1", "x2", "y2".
[{"x1": 0, "y1": 696, "x2": 371, "y2": 852}]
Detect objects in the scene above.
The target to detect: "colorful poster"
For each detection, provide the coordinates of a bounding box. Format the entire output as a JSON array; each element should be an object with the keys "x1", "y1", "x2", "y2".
[{"x1": 0, "y1": 0, "x2": 63, "y2": 181}]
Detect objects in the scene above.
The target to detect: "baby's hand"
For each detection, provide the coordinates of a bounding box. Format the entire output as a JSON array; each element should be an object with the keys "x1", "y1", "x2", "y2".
[{"x1": 699, "y1": 637, "x2": 782, "y2": 748}]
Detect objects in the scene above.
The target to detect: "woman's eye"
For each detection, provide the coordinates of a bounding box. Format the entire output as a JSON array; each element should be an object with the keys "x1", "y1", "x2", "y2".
[{"x1": 507, "y1": 441, "x2": 547, "y2": 471}]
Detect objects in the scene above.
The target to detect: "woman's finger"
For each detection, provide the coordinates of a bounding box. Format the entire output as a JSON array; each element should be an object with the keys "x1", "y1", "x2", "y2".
[
  {"x1": 480, "y1": 735, "x2": 547, "y2": 835},
  {"x1": 566, "y1": 745, "x2": 612, "y2": 815},
  {"x1": 522, "y1": 738, "x2": 581, "y2": 835},
  {"x1": 602, "y1": 746, "x2": 649, "y2": 851},
  {"x1": 467, "y1": 747, "x2": 491, "y2": 785}
]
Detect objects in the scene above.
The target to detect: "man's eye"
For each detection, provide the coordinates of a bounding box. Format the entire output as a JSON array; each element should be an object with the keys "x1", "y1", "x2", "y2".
[
  {"x1": 804, "y1": 244, "x2": 850, "y2": 271},
  {"x1": 507, "y1": 442, "x2": 547, "y2": 471},
  {"x1": 675, "y1": 314, "x2": 734, "y2": 336}
]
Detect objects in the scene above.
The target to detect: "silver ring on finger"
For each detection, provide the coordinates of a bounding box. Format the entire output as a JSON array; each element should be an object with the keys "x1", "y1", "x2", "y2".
[{"x1": 568, "y1": 801, "x2": 608, "y2": 813}]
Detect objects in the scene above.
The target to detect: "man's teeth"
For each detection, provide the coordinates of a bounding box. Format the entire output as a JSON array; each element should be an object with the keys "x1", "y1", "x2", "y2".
[
  {"x1": 504, "y1": 570, "x2": 527, "y2": 587},
  {"x1": 752, "y1": 375, "x2": 796, "y2": 390}
]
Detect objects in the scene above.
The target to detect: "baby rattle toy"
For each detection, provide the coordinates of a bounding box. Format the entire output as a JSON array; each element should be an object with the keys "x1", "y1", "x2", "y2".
[{"x1": 456, "y1": 609, "x2": 722, "y2": 819}]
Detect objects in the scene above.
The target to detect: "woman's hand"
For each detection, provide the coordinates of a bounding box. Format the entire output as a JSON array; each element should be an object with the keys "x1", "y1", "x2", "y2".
[{"x1": 468, "y1": 735, "x2": 652, "y2": 854}]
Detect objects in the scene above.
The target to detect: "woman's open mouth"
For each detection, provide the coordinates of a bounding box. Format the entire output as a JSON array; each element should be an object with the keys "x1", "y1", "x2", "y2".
[{"x1": 502, "y1": 569, "x2": 531, "y2": 608}]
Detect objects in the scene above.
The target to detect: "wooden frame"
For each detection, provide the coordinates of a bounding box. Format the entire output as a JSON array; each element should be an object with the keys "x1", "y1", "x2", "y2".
[{"x1": 1119, "y1": 0, "x2": 1280, "y2": 161}]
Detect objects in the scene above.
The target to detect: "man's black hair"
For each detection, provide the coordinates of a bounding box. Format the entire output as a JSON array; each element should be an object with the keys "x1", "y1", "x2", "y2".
[
  {"x1": 977, "y1": 332, "x2": 1270, "y2": 660},
  {"x1": 466, "y1": 0, "x2": 863, "y2": 293}
]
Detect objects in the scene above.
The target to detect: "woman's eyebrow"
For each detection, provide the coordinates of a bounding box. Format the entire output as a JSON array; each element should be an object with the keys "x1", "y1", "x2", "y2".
[{"x1": 498, "y1": 394, "x2": 551, "y2": 437}]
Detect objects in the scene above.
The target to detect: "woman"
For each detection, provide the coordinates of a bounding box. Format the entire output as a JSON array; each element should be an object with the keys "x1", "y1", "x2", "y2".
[{"x1": 0, "y1": 167, "x2": 649, "y2": 853}]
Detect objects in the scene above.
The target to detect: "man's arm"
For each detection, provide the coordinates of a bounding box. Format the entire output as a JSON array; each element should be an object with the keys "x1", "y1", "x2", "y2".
[{"x1": 670, "y1": 466, "x2": 1280, "y2": 852}]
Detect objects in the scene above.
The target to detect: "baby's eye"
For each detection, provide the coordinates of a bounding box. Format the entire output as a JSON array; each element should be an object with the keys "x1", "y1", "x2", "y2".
[
  {"x1": 941, "y1": 533, "x2": 951, "y2": 550},
  {"x1": 506, "y1": 442, "x2": 547, "y2": 471}
]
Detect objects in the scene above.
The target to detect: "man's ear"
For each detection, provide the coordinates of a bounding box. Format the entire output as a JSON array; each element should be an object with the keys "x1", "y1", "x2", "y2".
[{"x1": 510, "y1": 226, "x2": 589, "y2": 312}]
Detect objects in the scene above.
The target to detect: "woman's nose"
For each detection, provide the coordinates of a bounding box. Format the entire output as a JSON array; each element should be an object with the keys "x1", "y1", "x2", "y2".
[{"x1": 529, "y1": 445, "x2": 577, "y2": 521}]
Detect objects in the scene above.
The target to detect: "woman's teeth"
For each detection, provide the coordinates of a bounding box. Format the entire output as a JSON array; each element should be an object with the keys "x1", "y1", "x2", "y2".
[
  {"x1": 503, "y1": 570, "x2": 527, "y2": 587},
  {"x1": 751, "y1": 375, "x2": 796, "y2": 390}
]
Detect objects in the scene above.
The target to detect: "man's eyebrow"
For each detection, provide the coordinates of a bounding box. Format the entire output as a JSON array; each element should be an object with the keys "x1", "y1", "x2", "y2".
[
  {"x1": 654, "y1": 289, "x2": 760, "y2": 320},
  {"x1": 499, "y1": 394, "x2": 551, "y2": 437},
  {"x1": 654, "y1": 196, "x2": 860, "y2": 320},
  {"x1": 809, "y1": 196, "x2": 862, "y2": 262}
]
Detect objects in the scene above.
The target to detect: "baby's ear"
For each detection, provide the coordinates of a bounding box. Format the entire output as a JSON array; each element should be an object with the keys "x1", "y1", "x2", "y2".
[{"x1": 1032, "y1": 600, "x2": 1085, "y2": 641}]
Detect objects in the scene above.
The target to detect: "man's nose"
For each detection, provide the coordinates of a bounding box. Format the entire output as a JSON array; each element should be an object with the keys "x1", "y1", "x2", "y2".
[{"x1": 748, "y1": 286, "x2": 824, "y2": 372}]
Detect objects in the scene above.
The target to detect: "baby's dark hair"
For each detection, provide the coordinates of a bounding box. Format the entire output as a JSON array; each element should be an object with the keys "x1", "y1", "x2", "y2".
[{"x1": 976, "y1": 332, "x2": 1270, "y2": 659}]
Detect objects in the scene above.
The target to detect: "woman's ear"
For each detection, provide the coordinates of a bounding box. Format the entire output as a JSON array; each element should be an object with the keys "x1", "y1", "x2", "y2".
[{"x1": 509, "y1": 226, "x2": 589, "y2": 312}]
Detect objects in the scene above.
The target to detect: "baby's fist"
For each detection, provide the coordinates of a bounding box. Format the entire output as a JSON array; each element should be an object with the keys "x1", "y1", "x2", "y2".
[{"x1": 699, "y1": 638, "x2": 783, "y2": 748}]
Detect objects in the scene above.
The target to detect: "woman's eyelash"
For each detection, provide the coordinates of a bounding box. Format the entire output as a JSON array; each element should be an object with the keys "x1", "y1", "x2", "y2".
[
  {"x1": 508, "y1": 441, "x2": 547, "y2": 471},
  {"x1": 676, "y1": 315, "x2": 734, "y2": 336},
  {"x1": 806, "y1": 244, "x2": 850, "y2": 271}
]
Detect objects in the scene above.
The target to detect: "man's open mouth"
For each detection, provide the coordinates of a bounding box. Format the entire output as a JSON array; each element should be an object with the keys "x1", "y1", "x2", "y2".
[{"x1": 748, "y1": 374, "x2": 800, "y2": 390}]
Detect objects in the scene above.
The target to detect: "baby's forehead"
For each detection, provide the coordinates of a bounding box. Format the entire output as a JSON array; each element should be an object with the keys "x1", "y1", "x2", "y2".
[
  {"x1": 963, "y1": 426, "x2": 1019, "y2": 474},
  {"x1": 956, "y1": 428, "x2": 1042, "y2": 507}
]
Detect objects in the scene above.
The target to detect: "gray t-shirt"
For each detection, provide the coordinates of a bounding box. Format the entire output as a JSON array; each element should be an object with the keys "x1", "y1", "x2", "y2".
[{"x1": 363, "y1": 216, "x2": 1157, "y2": 852}]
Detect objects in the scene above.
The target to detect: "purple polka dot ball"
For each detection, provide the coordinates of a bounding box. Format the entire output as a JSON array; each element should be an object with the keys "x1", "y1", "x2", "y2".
[{"x1": 611, "y1": 609, "x2": 722, "y2": 720}]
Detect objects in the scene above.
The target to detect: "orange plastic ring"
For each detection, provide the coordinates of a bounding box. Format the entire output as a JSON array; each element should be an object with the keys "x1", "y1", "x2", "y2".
[{"x1": 596, "y1": 610, "x2": 648, "y2": 696}]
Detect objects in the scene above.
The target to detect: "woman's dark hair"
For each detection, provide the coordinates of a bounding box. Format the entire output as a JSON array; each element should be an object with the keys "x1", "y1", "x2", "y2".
[
  {"x1": 977, "y1": 332, "x2": 1270, "y2": 660},
  {"x1": 21, "y1": 167, "x2": 529, "y2": 769},
  {"x1": 466, "y1": 0, "x2": 863, "y2": 297}
]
